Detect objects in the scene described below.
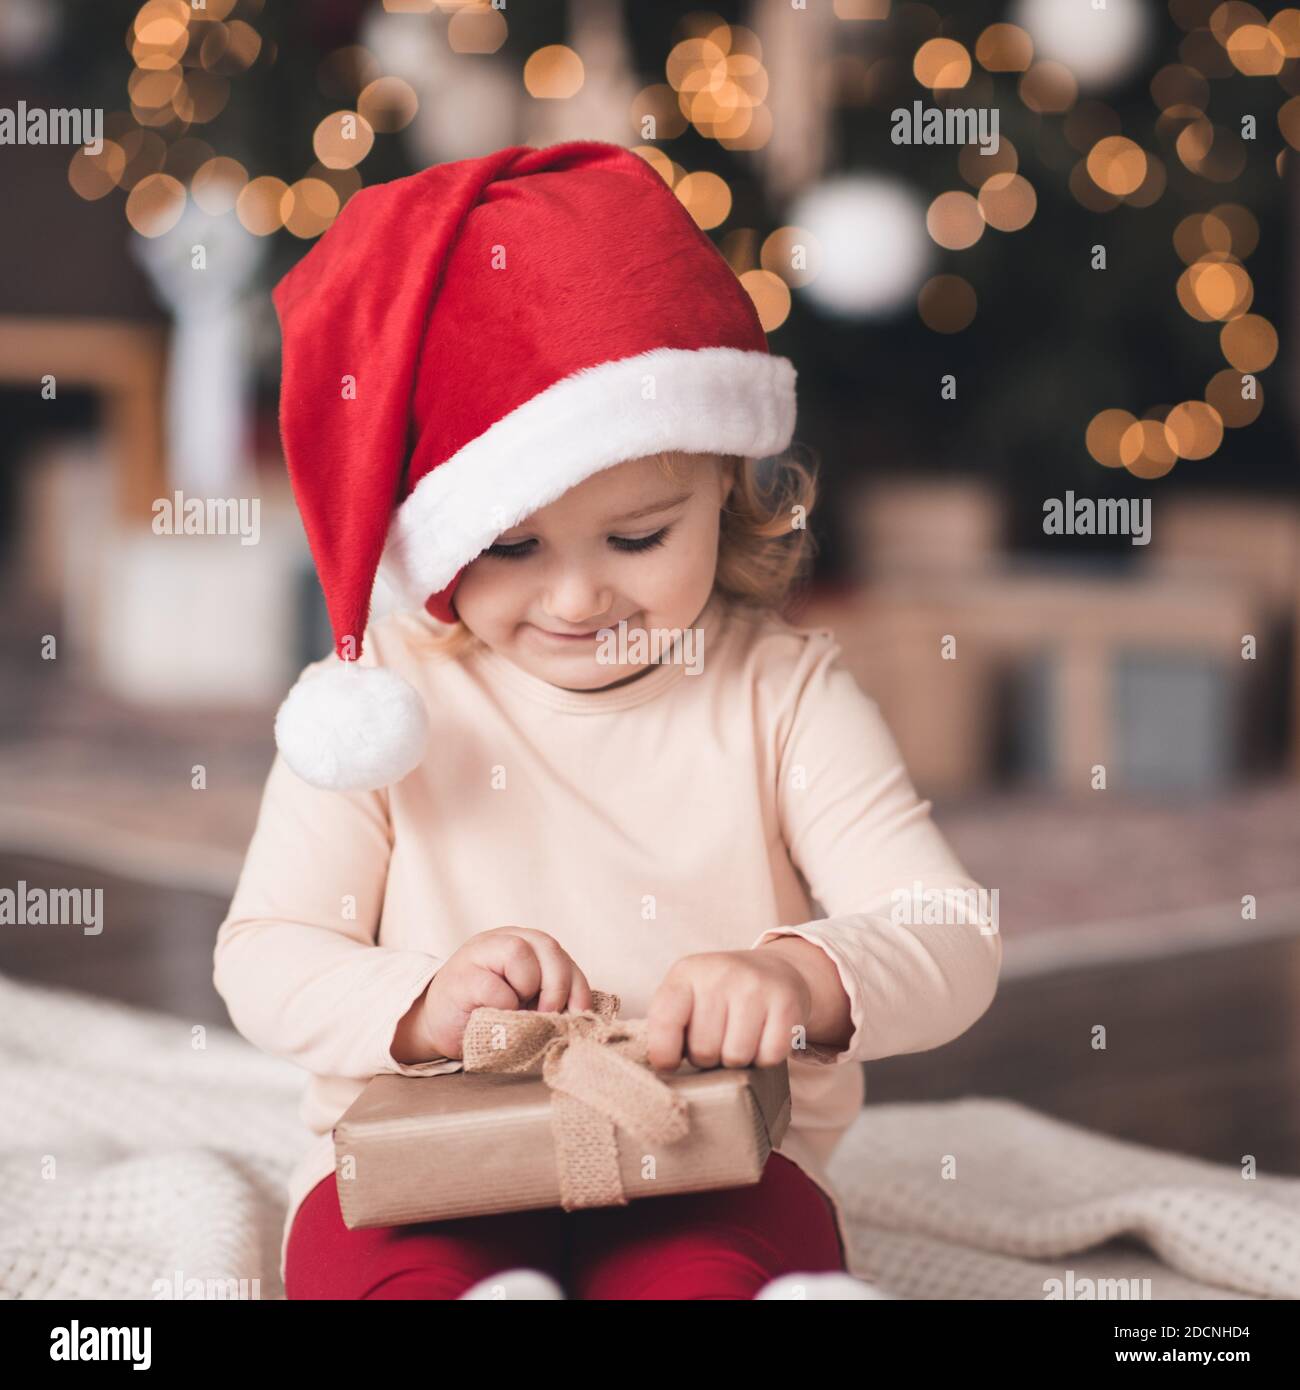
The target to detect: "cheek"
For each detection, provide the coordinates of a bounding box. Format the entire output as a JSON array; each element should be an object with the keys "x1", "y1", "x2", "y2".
[{"x1": 451, "y1": 562, "x2": 519, "y2": 634}]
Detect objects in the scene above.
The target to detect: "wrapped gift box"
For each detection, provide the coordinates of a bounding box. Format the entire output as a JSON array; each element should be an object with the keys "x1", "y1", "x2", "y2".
[{"x1": 334, "y1": 1059, "x2": 791, "y2": 1230}]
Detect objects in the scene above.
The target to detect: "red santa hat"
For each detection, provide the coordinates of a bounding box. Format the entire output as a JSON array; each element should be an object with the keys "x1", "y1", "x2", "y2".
[{"x1": 271, "y1": 141, "x2": 796, "y2": 792}]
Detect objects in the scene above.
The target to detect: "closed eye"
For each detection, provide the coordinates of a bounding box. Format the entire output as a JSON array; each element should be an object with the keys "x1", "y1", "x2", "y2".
[{"x1": 484, "y1": 526, "x2": 672, "y2": 560}]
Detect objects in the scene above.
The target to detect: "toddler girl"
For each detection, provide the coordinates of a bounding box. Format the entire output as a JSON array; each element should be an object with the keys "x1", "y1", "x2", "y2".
[{"x1": 213, "y1": 142, "x2": 1001, "y2": 1300}]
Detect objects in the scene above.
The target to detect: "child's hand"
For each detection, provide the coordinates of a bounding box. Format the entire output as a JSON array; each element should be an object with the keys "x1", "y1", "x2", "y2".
[
  {"x1": 392, "y1": 927, "x2": 593, "y2": 1063},
  {"x1": 643, "y1": 950, "x2": 811, "y2": 1073}
]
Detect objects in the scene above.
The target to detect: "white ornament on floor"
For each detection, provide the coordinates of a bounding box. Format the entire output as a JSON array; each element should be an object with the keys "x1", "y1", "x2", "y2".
[
  {"x1": 756, "y1": 1271, "x2": 897, "y2": 1300},
  {"x1": 459, "y1": 1268, "x2": 566, "y2": 1300}
]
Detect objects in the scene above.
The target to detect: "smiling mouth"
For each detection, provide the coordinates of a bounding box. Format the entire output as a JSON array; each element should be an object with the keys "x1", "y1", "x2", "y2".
[
  {"x1": 533, "y1": 625, "x2": 603, "y2": 640},
  {"x1": 531, "y1": 617, "x2": 634, "y2": 641}
]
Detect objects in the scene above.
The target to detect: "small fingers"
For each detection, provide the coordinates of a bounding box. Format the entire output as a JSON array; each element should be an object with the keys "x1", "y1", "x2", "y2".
[{"x1": 645, "y1": 975, "x2": 694, "y2": 1072}]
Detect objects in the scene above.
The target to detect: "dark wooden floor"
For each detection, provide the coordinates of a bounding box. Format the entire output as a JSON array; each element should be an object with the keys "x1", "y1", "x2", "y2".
[{"x1": 3, "y1": 851, "x2": 1298, "y2": 1177}]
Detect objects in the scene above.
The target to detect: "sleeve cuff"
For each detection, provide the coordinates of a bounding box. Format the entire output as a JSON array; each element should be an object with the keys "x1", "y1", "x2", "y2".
[
  {"x1": 751, "y1": 925, "x2": 864, "y2": 1065},
  {"x1": 375, "y1": 955, "x2": 463, "y2": 1077}
]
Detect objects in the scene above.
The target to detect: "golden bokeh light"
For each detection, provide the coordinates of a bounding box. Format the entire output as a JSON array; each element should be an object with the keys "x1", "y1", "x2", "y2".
[
  {"x1": 632, "y1": 144, "x2": 676, "y2": 184},
  {"x1": 917, "y1": 274, "x2": 976, "y2": 333},
  {"x1": 128, "y1": 65, "x2": 183, "y2": 111},
  {"x1": 718, "y1": 100, "x2": 773, "y2": 150},
  {"x1": 717, "y1": 23, "x2": 764, "y2": 60},
  {"x1": 1271, "y1": 9, "x2": 1300, "y2": 58},
  {"x1": 666, "y1": 37, "x2": 726, "y2": 92},
  {"x1": 913, "y1": 39, "x2": 971, "y2": 89},
  {"x1": 132, "y1": 0, "x2": 189, "y2": 56},
  {"x1": 760, "y1": 226, "x2": 821, "y2": 289},
  {"x1": 118, "y1": 128, "x2": 166, "y2": 189},
  {"x1": 200, "y1": 18, "x2": 262, "y2": 75},
  {"x1": 281, "y1": 177, "x2": 341, "y2": 239},
  {"x1": 977, "y1": 173, "x2": 1036, "y2": 231},
  {"x1": 312, "y1": 111, "x2": 375, "y2": 169},
  {"x1": 739, "y1": 268, "x2": 790, "y2": 332},
  {"x1": 524, "y1": 46, "x2": 584, "y2": 99},
  {"x1": 1069, "y1": 160, "x2": 1120, "y2": 212},
  {"x1": 974, "y1": 23, "x2": 1033, "y2": 72},
  {"x1": 675, "y1": 170, "x2": 731, "y2": 229},
  {"x1": 358, "y1": 77, "x2": 418, "y2": 133},
  {"x1": 448, "y1": 5, "x2": 508, "y2": 54},
  {"x1": 832, "y1": 0, "x2": 891, "y2": 16},
  {"x1": 958, "y1": 135, "x2": 1017, "y2": 186},
  {"x1": 1173, "y1": 211, "x2": 1232, "y2": 263},
  {"x1": 1219, "y1": 314, "x2": 1278, "y2": 371},
  {"x1": 926, "y1": 190, "x2": 984, "y2": 250},
  {"x1": 68, "y1": 141, "x2": 128, "y2": 201},
  {"x1": 236, "y1": 175, "x2": 289, "y2": 236},
  {"x1": 125, "y1": 171, "x2": 186, "y2": 237},
  {"x1": 191, "y1": 155, "x2": 247, "y2": 215},
  {"x1": 1279, "y1": 97, "x2": 1300, "y2": 151},
  {"x1": 1225, "y1": 23, "x2": 1285, "y2": 74},
  {"x1": 1176, "y1": 258, "x2": 1253, "y2": 321},
  {"x1": 1163, "y1": 401, "x2": 1224, "y2": 459},
  {"x1": 1149, "y1": 63, "x2": 1209, "y2": 112},
  {"x1": 307, "y1": 162, "x2": 364, "y2": 211},
  {"x1": 1209, "y1": 3, "x2": 1268, "y2": 44},
  {"x1": 1019, "y1": 61, "x2": 1077, "y2": 115},
  {"x1": 1205, "y1": 367, "x2": 1264, "y2": 427},
  {"x1": 1175, "y1": 116, "x2": 1213, "y2": 168},
  {"x1": 1086, "y1": 136, "x2": 1147, "y2": 196},
  {"x1": 1124, "y1": 154, "x2": 1166, "y2": 208},
  {"x1": 1209, "y1": 202, "x2": 1259, "y2": 257},
  {"x1": 630, "y1": 85, "x2": 689, "y2": 141},
  {"x1": 1176, "y1": 119, "x2": 1247, "y2": 181},
  {"x1": 1086, "y1": 409, "x2": 1139, "y2": 468},
  {"x1": 1119, "y1": 418, "x2": 1177, "y2": 480}
]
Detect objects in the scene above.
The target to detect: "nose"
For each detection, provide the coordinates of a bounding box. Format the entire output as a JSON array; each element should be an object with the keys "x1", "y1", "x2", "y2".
[{"x1": 542, "y1": 565, "x2": 613, "y2": 626}]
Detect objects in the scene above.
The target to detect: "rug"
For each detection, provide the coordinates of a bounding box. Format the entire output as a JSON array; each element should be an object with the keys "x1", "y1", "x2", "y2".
[{"x1": 1, "y1": 972, "x2": 1295, "y2": 1301}]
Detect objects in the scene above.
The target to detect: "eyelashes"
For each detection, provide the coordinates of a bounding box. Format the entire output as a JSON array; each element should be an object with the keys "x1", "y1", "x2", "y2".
[
  {"x1": 610, "y1": 526, "x2": 671, "y2": 554},
  {"x1": 485, "y1": 526, "x2": 672, "y2": 561}
]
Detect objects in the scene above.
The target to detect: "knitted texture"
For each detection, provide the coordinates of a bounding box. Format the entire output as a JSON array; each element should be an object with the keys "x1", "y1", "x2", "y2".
[
  {"x1": 829, "y1": 1098, "x2": 1300, "y2": 1300},
  {"x1": 4, "y1": 972, "x2": 1297, "y2": 1300}
]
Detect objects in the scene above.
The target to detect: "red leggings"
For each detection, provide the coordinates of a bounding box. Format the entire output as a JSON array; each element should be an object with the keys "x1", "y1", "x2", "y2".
[{"x1": 285, "y1": 1153, "x2": 846, "y2": 1300}]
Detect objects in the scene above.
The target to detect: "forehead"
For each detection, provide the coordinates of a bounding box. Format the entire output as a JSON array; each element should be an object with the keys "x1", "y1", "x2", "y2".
[{"x1": 518, "y1": 454, "x2": 715, "y2": 526}]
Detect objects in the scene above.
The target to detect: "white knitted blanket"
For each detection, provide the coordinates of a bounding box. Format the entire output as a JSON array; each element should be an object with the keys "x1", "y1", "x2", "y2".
[{"x1": 2, "y1": 973, "x2": 1296, "y2": 1301}]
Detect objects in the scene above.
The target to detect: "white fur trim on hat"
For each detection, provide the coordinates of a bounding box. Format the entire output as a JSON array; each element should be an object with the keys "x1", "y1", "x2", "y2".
[
  {"x1": 274, "y1": 663, "x2": 429, "y2": 792},
  {"x1": 377, "y1": 346, "x2": 796, "y2": 609}
]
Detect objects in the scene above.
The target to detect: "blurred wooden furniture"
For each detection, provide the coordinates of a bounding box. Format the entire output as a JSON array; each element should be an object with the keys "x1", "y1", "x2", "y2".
[
  {"x1": 796, "y1": 573, "x2": 1260, "y2": 797},
  {"x1": 1145, "y1": 496, "x2": 1300, "y2": 777},
  {"x1": 0, "y1": 315, "x2": 166, "y2": 524},
  {"x1": 848, "y1": 477, "x2": 1003, "y2": 583}
]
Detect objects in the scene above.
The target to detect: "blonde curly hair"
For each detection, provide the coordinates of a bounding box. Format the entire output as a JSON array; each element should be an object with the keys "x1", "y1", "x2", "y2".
[{"x1": 401, "y1": 448, "x2": 819, "y2": 661}]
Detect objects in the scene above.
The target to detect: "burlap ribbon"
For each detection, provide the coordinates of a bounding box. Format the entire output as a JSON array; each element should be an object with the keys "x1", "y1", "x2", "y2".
[{"x1": 461, "y1": 989, "x2": 690, "y2": 1210}]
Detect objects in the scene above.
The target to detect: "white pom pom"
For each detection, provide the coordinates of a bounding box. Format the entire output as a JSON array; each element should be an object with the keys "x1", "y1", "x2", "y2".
[{"x1": 274, "y1": 663, "x2": 429, "y2": 792}]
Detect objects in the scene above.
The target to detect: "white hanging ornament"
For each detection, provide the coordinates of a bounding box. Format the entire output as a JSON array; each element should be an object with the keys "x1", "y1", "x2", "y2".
[
  {"x1": 790, "y1": 175, "x2": 933, "y2": 320},
  {"x1": 131, "y1": 201, "x2": 266, "y2": 497},
  {"x1": 1010, "y1": 0, "x2": 1154, "y2": 91}
]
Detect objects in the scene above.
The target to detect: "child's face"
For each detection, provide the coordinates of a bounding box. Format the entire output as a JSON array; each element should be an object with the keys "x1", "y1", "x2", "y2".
[{"x1": 452, "y1": 453, "x2": 734, "y2": 691}]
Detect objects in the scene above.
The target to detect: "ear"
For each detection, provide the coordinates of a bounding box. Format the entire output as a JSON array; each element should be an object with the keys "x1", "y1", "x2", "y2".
[{"x1": 721, "y1": 455, "x2": 741, "y2": 507}]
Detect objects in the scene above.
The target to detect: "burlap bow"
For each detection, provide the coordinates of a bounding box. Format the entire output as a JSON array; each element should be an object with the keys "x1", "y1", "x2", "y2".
[{"x1": 461, "y1": 989, "x2": 690, "y2": 1210}]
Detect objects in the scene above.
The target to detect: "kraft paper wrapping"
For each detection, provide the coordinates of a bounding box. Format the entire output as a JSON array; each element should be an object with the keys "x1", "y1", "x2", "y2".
[{"x1": 333, "y1": 990, "x2": 792, "y2": 1230}]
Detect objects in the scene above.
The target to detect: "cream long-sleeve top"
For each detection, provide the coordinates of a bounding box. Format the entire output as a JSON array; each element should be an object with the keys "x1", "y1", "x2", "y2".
[{"x1": 213, "y1": 591, "x2": 1002, "y2": 1285}]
